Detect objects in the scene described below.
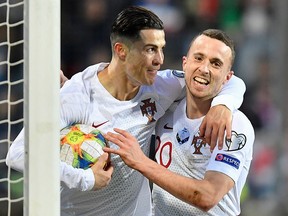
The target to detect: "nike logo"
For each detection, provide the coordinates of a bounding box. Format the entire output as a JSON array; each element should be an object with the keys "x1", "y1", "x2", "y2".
[
  {"x1": 92, "y1": 120, "x2": 109, "y2": 128},
  {"x1": 164, "y1": 123, "x2": 173, "y2": 130}
]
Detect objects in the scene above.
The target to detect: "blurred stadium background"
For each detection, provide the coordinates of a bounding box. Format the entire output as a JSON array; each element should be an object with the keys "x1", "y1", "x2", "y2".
[{"x1": 1, "y1": 0, "x2": 288, "y2": 215}]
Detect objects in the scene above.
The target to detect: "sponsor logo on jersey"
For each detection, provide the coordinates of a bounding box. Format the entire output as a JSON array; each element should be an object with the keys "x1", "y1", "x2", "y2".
[
  {"x1": 225, "y1": 131, "x2": 247, "y2": 151},
  {"x1": 140, "y1": 98, "x2": 157, "y2": 123},
  {"x1": 215, "y1": 153, "x2": 240, "y2": 169},
  {"x1": 176, "y1": 127, "x2": 189, "y2": 145},
  {"x1": 92, "y1": 120, "x2": 109, "y2": 128},
  {"x1": 172, "y1": 70, "x2": 185, "y2": 78},
  {"x1": 191, "y1": 134, "x2": 206, "y2": 154}
]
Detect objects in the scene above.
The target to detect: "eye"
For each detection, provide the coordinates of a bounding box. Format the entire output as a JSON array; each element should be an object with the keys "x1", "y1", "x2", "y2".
[
  {"x1": 210, "y1": 57, "x2": 223, "y2": 68},
  {"x1": 211, "y1": 60, "x2": 222, "y2": 68},
  {"x1": 194, "y1": 55, "x2": 203, "y2": 62},
  {"x1": 147, "y1": 47, "x2": 156, "y2": 53}
]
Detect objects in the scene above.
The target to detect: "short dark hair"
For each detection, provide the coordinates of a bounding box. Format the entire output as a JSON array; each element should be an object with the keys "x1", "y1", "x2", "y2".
[
  {"x1": 202, "y1": 29, "x2": 235, "y2": 65},
  {"x1": 110, "y1": 6, "x2": 164, "y2": 45},
  {"x1": 189, "y1": 29, "x2": 236, "y2": 67}
]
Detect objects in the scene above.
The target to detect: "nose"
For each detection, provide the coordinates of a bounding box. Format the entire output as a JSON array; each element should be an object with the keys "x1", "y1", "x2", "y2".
[
  {"x1": 153, "y1": 50, "x2": 164, "y2": 66},
  {"x1": 198, "y1": 61, "x2": 210, "y2": 73}
]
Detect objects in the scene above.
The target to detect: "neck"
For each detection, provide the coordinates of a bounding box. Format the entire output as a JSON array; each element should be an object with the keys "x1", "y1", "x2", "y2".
[
  {"x1": 185, "y1": 93, "x2": 212, "y2": 119},
  {"x1": 98, "y1": 62, "x2": 140, "y2": 101}
]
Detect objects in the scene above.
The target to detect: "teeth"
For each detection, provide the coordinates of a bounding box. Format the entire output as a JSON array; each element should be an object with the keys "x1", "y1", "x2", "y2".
[{"x1": 194, "y1": 77, "x2": 209, "y2": 85}]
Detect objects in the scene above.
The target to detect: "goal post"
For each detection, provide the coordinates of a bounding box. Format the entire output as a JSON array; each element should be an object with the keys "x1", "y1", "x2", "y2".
[
  {"x1": 1, "y1": 0, "x2": 60, "y2": 215},
  {"x1": 24, "y1": 0, "x2": 60, "y2": 215}
]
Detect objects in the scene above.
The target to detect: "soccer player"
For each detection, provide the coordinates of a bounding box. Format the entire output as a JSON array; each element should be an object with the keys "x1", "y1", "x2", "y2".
[
  {"x1": 6, "y1": 7, "x2": 246, "y2": 216},
  {"x1": 104, "y1": 29, "x2": 254, "y2": 215}
]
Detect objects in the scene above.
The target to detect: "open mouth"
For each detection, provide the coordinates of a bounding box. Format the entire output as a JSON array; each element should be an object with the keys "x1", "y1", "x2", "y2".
[{"x1": 194, "y1": 76, "x2": 209, "y2": 85}]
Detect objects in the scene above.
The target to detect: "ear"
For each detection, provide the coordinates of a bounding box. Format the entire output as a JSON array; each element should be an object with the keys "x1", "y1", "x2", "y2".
[
  {"x1": 182, "y1": 56, "x2": 188, "y2": 71},
  {"x1": 223, "y1": 70, "x2": 234, "y2": 85},
  {"x1": 114, "y1": 42, "x2": 127, "y2": 60}
]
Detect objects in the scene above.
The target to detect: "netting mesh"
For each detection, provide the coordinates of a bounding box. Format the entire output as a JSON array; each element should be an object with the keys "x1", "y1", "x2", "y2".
[{"x1": 0, "y1": 0, "x2": 24, "y2": 215}]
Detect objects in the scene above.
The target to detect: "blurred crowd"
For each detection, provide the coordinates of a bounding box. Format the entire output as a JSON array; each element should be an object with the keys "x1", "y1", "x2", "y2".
[{"x1": 1, "y1": 0, "x2": 288, "y2": 215}]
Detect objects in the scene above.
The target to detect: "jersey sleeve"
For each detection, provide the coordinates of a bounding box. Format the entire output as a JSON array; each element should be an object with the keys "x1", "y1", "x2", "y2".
[
  {"x1": 206, "y1": 111, "x2": 254, "y2": 182},
  {"x1": 61, "y1": 161, "x2": 95, "y2": 191},
  {"x1": 58, "y1": 71, "x2": 96, "y2": 190},
  {"x1": 211, "y1": 75, "x2": 246, "y2": 112},
  {"x1": 5, "y1": 128, "x2": 25, "y2": 172},
  {"x1": 157, "y1": 70, "x2": 186, "y2": 102},
  {"x1": 59, "y1": 72, "x2": 91, "y2": 128}
]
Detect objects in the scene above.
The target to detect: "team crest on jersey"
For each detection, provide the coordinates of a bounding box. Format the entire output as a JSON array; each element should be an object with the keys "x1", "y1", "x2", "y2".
[
  {"x1": 176, "y1": 127, "x2": 190, "y2": 145},
  {"x1": 191, "y1": 134, "x2": 206, "y2": 154},
  {"x1": 140, "y1": 98, "x2": 157, "y2": 123},
  {"x1": 225, "y1": 131, "x2": 247, "y2": 151},
  {"x1": 172, "y1": 70, "x2": 185, "y2": 78}
]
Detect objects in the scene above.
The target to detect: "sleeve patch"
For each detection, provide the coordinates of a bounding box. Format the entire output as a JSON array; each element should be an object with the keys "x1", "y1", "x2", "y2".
[
  {"x1": 225, "y1": 130, "x2": 247, "y2": 151},
  {"x1": 172, "y1": 70, "x2": 184, "y2": 78},
  {"x1": 215, "y1": 153, "x2": 240, "y2": 169}
]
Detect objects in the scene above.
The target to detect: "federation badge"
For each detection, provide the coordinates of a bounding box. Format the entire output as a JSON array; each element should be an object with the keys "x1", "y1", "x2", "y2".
[
  {"x1": 192, "y1": 135, "x2": 206, "y2": 154},
  {"x1": 140, "y1": 98, "x2": 157, "y2": 123}
]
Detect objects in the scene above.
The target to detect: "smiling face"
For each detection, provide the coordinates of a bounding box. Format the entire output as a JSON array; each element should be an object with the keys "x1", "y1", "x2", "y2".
[
  {"x1": 123, "y1": 29, "x2": 165, "y2": 86},
  {"x1": 183, "y1": 34, "x2": 233, "y2": 101}
]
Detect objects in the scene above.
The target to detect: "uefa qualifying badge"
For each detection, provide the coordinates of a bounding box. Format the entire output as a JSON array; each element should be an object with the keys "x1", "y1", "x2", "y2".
[
  {"x1": 225, "y1": 131, "x2": 247, "y2": 151},
  {"x1": 176, "y1": 127, "x2": 190, "y2": 145}
]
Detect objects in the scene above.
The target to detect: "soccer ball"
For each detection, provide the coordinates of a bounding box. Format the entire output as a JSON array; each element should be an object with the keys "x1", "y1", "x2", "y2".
[{"x1": 60, "y1": 124, "x2": 107, "y2": 170}]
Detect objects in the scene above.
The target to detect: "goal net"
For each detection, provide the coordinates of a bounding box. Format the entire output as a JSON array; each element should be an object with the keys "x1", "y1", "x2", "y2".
[
  {"x1": 0, "y1": 0, "x2": 24, "y2": 215},
  {"x1": 1, "y1": 0, "x2": 60, "y2": 215}
]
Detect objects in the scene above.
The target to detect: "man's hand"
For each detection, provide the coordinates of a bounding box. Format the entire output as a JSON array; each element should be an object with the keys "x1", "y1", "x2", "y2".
[
  {"x1": 90, "y1": 153, "x2": 113, "y2": 190},
  {"x1": 60, "y1": 70, "x2": 68, "y2": 87},
  {"x1": 103, "y1": 128, "x2": 146, "y2": 169},
  {"x1": 199, "y1": 105, "x2": 232, "y2": 151}
]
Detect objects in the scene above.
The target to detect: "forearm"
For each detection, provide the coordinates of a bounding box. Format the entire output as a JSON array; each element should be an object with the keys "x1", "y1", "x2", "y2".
[
  {"x1": 104, "y1": 128, "x2": 220, "y2": 210},
  {"x1": 60, "y1": 162, "x2": 95, "y2": 191},
  {"x1": 136, "y1": 157, "x2": 219, "y2": 211}
]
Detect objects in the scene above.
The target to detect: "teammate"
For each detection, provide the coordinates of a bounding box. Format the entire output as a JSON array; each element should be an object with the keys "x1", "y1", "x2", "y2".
[
  {"x1": 6, "y1": 7, "x2": 246, "y2": 216},
  {"x1": 104, "y1": 29, "x2": 254, "y2": 216}
]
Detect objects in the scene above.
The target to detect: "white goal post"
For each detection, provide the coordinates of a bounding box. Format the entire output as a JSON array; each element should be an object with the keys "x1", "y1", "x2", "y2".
[
  {"x1": 24, "y1": 0, "x2": 60, "y2": 216},
  {"x1": 0, "y1": 0, "x2": 60, "y2": 215}
]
